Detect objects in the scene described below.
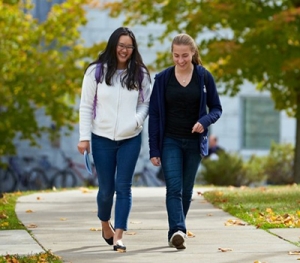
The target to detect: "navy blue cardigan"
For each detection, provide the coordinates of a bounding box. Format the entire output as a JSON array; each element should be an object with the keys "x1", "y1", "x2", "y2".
[{"x1": 148, "y1": 65, "x2": 222, "y2": 158}]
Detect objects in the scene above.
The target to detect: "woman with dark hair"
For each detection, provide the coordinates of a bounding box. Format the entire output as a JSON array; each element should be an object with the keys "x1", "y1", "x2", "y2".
[
  {"x1": 149, "y1": 33, "x2": 222, "y2": 249},
  {"x1": 78, "y1": 27, "x2": 151, "y2": 252}
]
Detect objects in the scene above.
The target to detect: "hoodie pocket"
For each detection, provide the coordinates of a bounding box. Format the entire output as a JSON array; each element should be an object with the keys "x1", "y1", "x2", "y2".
[{"x1": 118, "y1": 117, "x2": 139, "y2": 137}]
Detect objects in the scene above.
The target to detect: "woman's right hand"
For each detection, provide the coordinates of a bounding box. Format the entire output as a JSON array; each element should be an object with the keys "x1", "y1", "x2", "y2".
[
  {"x1": 150, "y1": 157, "x2": 161, "y2": 166},
  {"x1": 77, "y1": 141, "x2": 90, "y2": 155}
]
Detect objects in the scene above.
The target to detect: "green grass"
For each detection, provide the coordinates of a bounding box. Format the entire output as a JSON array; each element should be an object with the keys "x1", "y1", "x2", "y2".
[
  {"x1": 0, "y1": 192, "x2": 26, "y2": 230},
  {"x1": 0, "y1": 252, "x2": 62, "y2": 263},
  {"x1": 0, "y1": 191, "x2": 63, "y2": 263},
  {"x1": 203, "y1": 184, "x2": 300, "y2": 229}
]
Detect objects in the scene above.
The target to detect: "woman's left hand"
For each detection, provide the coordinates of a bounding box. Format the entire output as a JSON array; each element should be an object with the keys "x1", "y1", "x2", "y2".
[
  {"x1": 192, "y1": 122, "x2": 204, "y2": 133},
  {"x1": 150, "y1": 157, "x2": 161, "y2": 166}
]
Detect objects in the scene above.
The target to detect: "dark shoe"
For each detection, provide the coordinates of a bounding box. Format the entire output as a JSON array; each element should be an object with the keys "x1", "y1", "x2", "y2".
[
  {"x1": 113, "y1": 241, "x2": 126, "y2": 252},
  {"x1": 102, "y1": 222, "x2": 114, "y2": 245},
  {"x1": 102, "y1": 231, "x2": 113, "y2": 245}
]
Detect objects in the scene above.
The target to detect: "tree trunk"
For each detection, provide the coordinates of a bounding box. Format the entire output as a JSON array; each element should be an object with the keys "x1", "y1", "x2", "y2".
[{"x1": 294, "y1": 94, "x2": 300, "y2": 183}]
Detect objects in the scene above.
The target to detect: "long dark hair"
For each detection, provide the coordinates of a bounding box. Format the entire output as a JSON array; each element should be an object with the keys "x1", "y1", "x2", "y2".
[{"x1": 87, "y1": 27, "x2": 150, "y2": 90}]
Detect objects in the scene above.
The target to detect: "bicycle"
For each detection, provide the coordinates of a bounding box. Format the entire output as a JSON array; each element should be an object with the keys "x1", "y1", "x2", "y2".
[
  {"x1": 50, "y1": 151, "x2": 98, "y2": 189},
  {"x1": 0, "y1": 166, "x2": 10, "y2": 193},
  {"x1": 0, "y1": 156, "x2": 49, "y2": 192},
  {"x1": 34, "y1": 154, "x2": 61, "y2": 183}
]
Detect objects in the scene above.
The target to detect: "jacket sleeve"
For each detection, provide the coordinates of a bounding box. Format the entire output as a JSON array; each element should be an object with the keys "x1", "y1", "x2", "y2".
[
  {"x1": 148, "y1": 75, "x2": 161, "y2": 158},
  {"x1": 199, "y1": 70, "x2": 222, "y2": 129},
  {"x1": 79, "y1": 66, "x2": 97, "y2": 141},
  {"x1": 136, "y1": 74, "x2": 152, "y2": 127}
]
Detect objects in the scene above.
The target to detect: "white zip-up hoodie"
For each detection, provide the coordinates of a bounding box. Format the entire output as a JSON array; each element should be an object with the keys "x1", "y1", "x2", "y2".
[{"x1": 79, "y1": 64, "x2": 152, "y2": 142}]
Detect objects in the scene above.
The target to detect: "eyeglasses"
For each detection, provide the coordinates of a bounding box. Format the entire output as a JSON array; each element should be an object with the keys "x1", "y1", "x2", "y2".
[{"x1": 117, "y1": 43, "x2": 134, "y2": 51}]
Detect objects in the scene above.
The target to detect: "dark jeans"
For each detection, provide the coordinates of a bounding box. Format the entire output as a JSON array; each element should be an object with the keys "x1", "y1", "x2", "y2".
[
  {"x1": 92, "y1": 133, "x2": 141, "y2": 231},
  {"x1": 161, "y1": 136, "x2": 201, "y2": 241}
]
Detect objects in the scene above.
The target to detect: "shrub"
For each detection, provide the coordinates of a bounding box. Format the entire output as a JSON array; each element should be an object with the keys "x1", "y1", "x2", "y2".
[
  {"x1": 199, "y1": 152, "x2": 244, "y2": 186},
  {"x1": 198, "y1": 142, "x2": 295, "y2": 186},
  {"x1": 241, "y1": 155, "x2": 267, "y2": 186},
  {"x1": 264, "y1": 142, "x2": 294, "y2": 185}
]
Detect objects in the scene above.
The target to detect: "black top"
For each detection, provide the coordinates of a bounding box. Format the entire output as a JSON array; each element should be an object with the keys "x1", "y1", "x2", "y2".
[{"x1": 165, "y1": 67, "x2": 201, "y2": 139}]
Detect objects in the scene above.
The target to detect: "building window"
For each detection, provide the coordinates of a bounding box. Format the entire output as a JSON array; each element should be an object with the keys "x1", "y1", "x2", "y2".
[
  {"x1": 32, "y1": 0, "x2": 65, "y2": 22},
  {"x1": 242, "y1": 97, "x2": 280, "y2": 149}
]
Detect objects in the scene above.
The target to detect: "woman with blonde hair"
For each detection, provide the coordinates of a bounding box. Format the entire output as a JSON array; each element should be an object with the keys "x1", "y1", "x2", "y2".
[{"x1": 148, "y1": 33, "x2": 222, "y2": 249}]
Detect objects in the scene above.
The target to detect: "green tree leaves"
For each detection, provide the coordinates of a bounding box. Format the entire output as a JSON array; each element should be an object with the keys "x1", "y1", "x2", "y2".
[
  {"x1": 0, "y1": 0, "x2": 104, "y2": 157},
  {"x1": 103, "y1": 0, "x2": 300, "y2": 181},
  {"x1": 104, "y1": 0, "x2": 300, "y2": 113}
]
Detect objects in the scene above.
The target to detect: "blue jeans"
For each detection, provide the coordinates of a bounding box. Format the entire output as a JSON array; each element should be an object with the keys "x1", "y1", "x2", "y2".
[
  {"x1": 92, "y1": 133, "x2": 141, "y2": 231},
  {"x1": 161, "y1": 136, "x2": 201, "y2": 241}
]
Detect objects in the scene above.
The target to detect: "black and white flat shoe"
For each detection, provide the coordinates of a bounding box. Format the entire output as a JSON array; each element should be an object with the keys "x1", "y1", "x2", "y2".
[{"x1": 113, "y1": 241, "x2": 126, "y2": 252}]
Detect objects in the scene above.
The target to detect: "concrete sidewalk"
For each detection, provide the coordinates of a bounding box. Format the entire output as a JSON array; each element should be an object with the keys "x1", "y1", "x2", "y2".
[{"x1": 1, "y1": 187, "x2": 300, "y2": 263}]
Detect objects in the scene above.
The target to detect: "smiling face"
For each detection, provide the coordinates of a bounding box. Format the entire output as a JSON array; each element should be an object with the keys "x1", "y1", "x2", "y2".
[
  {"x1": 172, "y1": 44, "x2": 195, "y2": 71},
  {"x1": 116, "y1": 35, "x2": 134, "y2": 69}
]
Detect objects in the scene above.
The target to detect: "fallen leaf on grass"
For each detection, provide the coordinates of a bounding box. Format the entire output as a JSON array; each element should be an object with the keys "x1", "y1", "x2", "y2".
[
  {"x1": 258, "y1": 209, "x2": 300, "y2": 228},
  {"x1": 187, "y1": 230, "x2": 195, "y2": 237},
  {"x1": 0, "y1": 212, "x2": 8, "y2": 219},
  {"x1": 90, "y1": 228, "x2": 101, "y2": 231},
  {"x1": 289, "y1": 251, "x2": 300, "y2": 255},
  {"x1": 5, "y1": 251, "x2": 61, "y2": 262},
  {"x1": 1, "y1": 197, "x2": 8, "y2": 205},
  {"x1": 224, "y1": 219, "x2": 247, "y2": 226},
  {"x1": 218, "y1": 247, "x2": 233, "y2": 252},
  {"x1": 125, "y1": 232, "x2": 136, "y2": 235},
  {"x1": 5, "y1": 255, "x2": 19, "y2": 263}
]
